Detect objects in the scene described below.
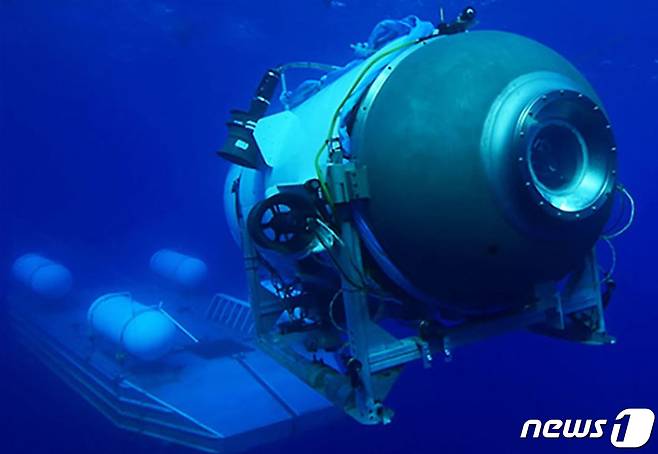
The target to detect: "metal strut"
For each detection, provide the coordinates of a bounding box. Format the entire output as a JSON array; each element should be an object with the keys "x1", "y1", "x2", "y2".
[
  {"x1": 238, "y1": 157, "x2": 614, "y2": 426},
  {"x1": 336, "y1": 212, "x2": 387, "y2": 423},
  {"x1": 325, "y1": 157, "x2": 395, "y2": 423}
]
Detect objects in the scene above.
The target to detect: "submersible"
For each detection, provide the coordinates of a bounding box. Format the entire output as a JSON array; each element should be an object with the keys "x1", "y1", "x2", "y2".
[
  {"x1": 219, "y1": 8, "x2": 629, "y2": 424},
  {"x1": 7, "y1": 9, "x2": 632, "y2": 451}
]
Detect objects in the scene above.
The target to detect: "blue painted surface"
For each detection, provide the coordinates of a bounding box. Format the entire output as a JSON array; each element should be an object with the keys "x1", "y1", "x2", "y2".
[{"x1": 2, "y1": 1, "x2": 658, "y2": 454}]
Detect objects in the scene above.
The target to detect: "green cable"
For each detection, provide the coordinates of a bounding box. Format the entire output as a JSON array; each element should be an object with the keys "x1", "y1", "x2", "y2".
[{"x1": 313, "y1": 38, "x2": 422, "y2": 206}]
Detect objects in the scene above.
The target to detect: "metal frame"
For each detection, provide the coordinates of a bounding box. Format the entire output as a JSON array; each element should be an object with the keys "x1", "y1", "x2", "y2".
[
  {"x1": 10, "y1": 295, "x2": 338, "y2": 453},
  {"x1": 242, "y1": 161, "x2": 613, "y2": 425},
  {"x1": 11, "y1": 312, "x2": 224, "y2": 453}
]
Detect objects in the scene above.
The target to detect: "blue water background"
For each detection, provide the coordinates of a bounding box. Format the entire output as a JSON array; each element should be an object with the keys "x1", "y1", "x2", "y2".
[{"x1": 2, "y1": 1, "x2": 657, "y2": 453}]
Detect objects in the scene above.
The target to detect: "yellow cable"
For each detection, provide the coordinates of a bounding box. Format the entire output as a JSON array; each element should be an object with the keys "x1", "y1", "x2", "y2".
[{"x1": 314, "y1": 38, "x2": 421, "y2": 206}]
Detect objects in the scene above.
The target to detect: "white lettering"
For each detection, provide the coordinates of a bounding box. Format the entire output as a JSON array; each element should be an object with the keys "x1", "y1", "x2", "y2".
[
  {"x1": 563, "y1": 419, "x2": 592, "y2": 439},
  {"x1": 519, "y1": 409, "x2": 653, "y2": 446},
  {"x1": 542, "y1": 420, "x2": 563, "y2": 438},
  {"x1": 591, "y1": 419, "x2": 607, "y2": 439},
  {"x1": 520, "y1": 420, "x2": 542, "y2": 438},
  {"x1": 611, "y1": 409, "x2": 655, "y2": 448}
]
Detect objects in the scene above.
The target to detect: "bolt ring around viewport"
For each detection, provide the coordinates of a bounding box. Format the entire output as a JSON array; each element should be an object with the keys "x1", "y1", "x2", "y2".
[
  {"x1": 515, "y1": 89, "x2": 617, "y2": 220},
  {"x1": 481, "y1": 72, "x2": 618, "y2": 227}
]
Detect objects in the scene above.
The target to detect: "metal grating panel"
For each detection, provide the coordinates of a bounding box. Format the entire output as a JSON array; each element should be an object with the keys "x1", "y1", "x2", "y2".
[{"x1": 205, "y1": 294, "x2": 255, "y2": 337}]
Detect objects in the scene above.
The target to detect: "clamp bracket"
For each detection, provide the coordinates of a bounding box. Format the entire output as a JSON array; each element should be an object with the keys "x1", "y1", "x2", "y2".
[{"x1": 325, "y1": 162, "x2": 370, "y2": 204}]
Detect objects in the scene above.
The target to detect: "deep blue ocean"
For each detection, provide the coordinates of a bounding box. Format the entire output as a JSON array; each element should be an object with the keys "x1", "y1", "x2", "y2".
[{"x1": 2, "y1": 1, "x2": 657, "y2": 453}]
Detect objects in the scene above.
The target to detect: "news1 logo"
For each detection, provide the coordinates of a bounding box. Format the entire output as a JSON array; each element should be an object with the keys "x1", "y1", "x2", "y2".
[{"x1": 521, "y1": 408, "x2": 655, "y2": 448}]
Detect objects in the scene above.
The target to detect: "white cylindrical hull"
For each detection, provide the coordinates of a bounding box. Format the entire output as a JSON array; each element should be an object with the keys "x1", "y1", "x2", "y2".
[
  {"x1": 88, "y1": 293, "x2": 176, "y2": 361},
  {"x1": 150, "y1": 249, "x2": 207, "y2": 288},
  {"x1": 12, "y1": 254, "x2": 73, "y2": 299}
]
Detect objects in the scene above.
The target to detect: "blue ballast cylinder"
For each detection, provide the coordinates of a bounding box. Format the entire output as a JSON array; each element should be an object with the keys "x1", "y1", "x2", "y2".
[
  {"x1": 88, "y1": 293, "x2": 176, "y2": 361},
  {"x1": 150, "y1": 249, "x2": 207, "y2": 288},
  {"x1": 12, "y1": 254, "x2": 73, "y2": 299}
]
